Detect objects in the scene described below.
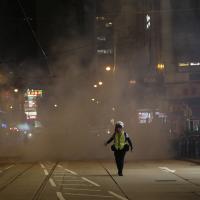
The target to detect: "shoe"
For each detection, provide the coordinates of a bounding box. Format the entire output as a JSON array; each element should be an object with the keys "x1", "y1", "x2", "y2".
[{"x1": 118, "y1": 172, "x2": 123, "y2": 176}]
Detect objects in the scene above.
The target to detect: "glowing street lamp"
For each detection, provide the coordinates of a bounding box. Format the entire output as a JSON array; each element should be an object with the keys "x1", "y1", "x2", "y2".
[
  {"x1": 93, "y1": 84, "x2": 98, "y2": 88},
  {"x1": 98, "y1": 81, "x2": 103, "y2": 86},
  {"x1": 14, "y1": 88, "x2": 19, "y2": 93},
  {"x1": 157, "y1": 63, "x2": 165, "y2": 71},
  {"x1": 106, "y1": 66, "x2": 111, "y2": 71},
  {"x1": 91, "y1": 98, "x2": 95, "y2": 102},
  {"x1": 54, "y1": 104, "x2": 58, "y2": 108}
]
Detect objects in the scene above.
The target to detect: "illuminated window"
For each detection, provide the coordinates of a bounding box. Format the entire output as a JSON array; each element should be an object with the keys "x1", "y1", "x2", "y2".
[
  {"x1": 97, "y1": 49, "x2": 112, "y2": 54},
  {"x1": 138, "y1": 112, "x2": 153, "y2": 124}
]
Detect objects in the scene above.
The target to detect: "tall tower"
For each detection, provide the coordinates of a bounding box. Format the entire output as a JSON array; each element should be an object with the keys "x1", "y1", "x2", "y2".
[{"x1": 95, "y1": 0, "x2": 117, "y2": 73}]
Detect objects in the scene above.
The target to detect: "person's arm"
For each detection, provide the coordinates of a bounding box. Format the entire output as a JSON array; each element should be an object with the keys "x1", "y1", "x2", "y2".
[
  {"x1": 127, "y1": 138, "x2": 133, "y2": 151},
  {"x1": 104, "y1": 133, "x2": 115, "y2": 145},
  {"x1": 125, "y1": 133, "x2": 133, "y2": 151}
]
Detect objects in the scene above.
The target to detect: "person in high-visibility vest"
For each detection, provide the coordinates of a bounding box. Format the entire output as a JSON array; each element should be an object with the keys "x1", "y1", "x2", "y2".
[{"x1": 105, "y1": 121, "x2": 133, "y2": 176}]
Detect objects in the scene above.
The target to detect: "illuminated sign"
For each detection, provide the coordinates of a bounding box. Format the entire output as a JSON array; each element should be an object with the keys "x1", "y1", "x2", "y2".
[
  {"x1": 178, "y1": 62, "x2": 200, "y2": 67},
  {"x1": 24, "y1": 89, "x2": 42, "y2": 120},
  {"x1": 25, "y1": 111, "x2": 37, "y2": 120},
  {"x1": 190, "y1": 62, "x2": 200, "y2": 66},
  {"x1": 26, "y1": 89, "x2": 43, "y2": 97},
  {"x1": 178, "y1": 63, "x2": 189, "y2": 67},
  {"x1": 146, "y1": 14, "x2": 151, "y2": 29},
  {"x1": 157, "y1": 63, "x2": 165, "y2": 71}
]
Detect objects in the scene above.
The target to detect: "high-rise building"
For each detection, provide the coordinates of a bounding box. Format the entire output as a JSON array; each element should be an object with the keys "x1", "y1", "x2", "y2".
[{"x1": 94, "y1": 0, "x2": 119, "y2": 73}]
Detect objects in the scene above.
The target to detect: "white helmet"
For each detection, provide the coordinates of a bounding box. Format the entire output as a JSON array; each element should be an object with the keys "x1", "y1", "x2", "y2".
[{"x1": 115, "y1": 121, "x2": 124, "y2": 128}]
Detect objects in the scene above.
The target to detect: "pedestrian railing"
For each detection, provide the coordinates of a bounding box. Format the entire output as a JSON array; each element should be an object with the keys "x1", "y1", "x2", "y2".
[{"x1": 177, "y1": 134, "x2": 200, "y2": 158}]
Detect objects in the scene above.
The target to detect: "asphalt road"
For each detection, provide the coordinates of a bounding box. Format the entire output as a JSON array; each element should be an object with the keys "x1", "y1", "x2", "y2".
[{"x1": 0, "y1": 159, "x2": 199, "y2": 200}]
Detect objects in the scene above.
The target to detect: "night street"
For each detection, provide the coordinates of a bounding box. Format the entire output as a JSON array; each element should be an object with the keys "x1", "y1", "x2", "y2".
[
  {"x1": 1, "y1": 0, "x2": 200, "y2": 199},
  {"x1": 0, "y1": 160, "x2": 199, "y2": 200}
]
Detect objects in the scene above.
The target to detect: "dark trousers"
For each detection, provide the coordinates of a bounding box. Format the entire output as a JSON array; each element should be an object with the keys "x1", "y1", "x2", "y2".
[{"x1": 114, "y1": 149, "x2": 126, "y2": 174}]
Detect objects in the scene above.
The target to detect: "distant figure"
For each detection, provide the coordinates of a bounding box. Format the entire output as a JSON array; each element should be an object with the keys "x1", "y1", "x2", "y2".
[{"x1": 105, "y1": 121, "x2": 133, "y2": 176}]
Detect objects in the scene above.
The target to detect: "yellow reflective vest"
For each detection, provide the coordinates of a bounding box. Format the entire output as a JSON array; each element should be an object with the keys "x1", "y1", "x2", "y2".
[{"x1": 114, "y1": 131, "x2": 128, "y2": 150}]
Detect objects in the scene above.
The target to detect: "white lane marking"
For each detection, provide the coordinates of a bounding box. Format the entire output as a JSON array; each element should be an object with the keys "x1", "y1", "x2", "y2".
[
  {"x1": 44, "y1": 169, "x2": 49, "y2": 176},
  {"x1": 159, "y1": 167, "x2": 176, "y2": 173},
  {"x1": 54, "y1": 171, "x2": 68, "y2": 173},
  {"x1": 63, "y1": 188, "x2": 101, "y2": 192},
  {"x1": 108, "y1": 191, "x2": 128, "y2": 200},
  {"x1": 59, "y1": 183, "x2": 89, "y2": 186},
  {"x1": 64, "y1": 193, "x2": 113, "y2": 198},
  {"x1": 57, "y1": 180, "x2": 84, "y2": 182},
  {"x1": 49, "y1": 178, "x2": 56, "y2": 187},
  {"x1": 54, "y1": 176, "x2": 78, "y2": 179},
  {"x1": 64, "y1": 168, "x2": 78, "y2": 175},
  {"x1": 40, "y1": 163, "x2": 45, "y2": 169},
  {"x1": 56, "y1": 192, "x2": 66, "y2": 200},
  {"x1": 58, "y1": 165, "x2": 63, "y2": 168},
  {"x1": 61, "y1": 184, "x2": 96, "y2": 187},
  {"x1": 81, "y1": 177, "x2": 100, "y2": 187},
  {"x1": 4, "y1": 165, "x2": 14, "y2": 170}
]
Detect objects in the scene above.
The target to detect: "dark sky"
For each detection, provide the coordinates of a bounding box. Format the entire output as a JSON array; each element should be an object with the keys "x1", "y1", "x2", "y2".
[
  {"x1": 171, "y1": 0, "x2": 200, "y2": 62},
  {"x1": 0, "y1": 0, "x2": 95, "y2": 65},
  {"x1": 1, "y1": 0, "x2": 200, "y2": 68}
]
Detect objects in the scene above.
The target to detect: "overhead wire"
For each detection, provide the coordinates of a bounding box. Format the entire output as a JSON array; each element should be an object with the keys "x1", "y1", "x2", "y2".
[{"x1": 16, "y1": 0, "x2": 51, "y2": 75}]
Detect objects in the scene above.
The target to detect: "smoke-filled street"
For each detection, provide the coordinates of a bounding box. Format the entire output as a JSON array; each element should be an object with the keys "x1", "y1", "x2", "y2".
[
  {"x1": 0, "y1": 159, "x2": 199, "y2": 200},
  {"x1": 1, "y1": 0, "x2": 200, "y2": 199}
]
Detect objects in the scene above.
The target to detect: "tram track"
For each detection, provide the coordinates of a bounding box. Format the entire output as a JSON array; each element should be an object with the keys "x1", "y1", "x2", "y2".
[
  {"x1": 100, "y1": 162, "x2": 130, "y2": 200},
  {"x1": 31, "y1": 162, "x2": 58, "y2": 200},
  {"x1": 0, "y1": 161, "x2": 59, "y2": 199},
  {"x1": 0, "y1": 163, "x2": 36, "y2": 192},
  {"x1": 42, "y1": 162, "x2": 128, "y2": 200}
]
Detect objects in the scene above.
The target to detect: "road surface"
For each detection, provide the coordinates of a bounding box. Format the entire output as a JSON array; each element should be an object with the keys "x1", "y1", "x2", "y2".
[{"x1": 0, "y1": 159, "x2": 199, "y2": 200}]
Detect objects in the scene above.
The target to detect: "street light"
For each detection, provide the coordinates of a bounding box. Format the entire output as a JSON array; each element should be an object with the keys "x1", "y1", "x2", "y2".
[
  {"x1": 157, "y1": 63, "x2": 165, "y2": 71},
  {"x1": 93, "y1": 84, "x2": 98, "y2": 88},
  {"x1": 98, "y1": 81, "x2": 103, "y2": 86},
  {"x1": 14, "y1": 88, "x2": 19, "y2": 93},
  {"x1": 105, "y1": 66, "x2": 111, "y2": 71}
]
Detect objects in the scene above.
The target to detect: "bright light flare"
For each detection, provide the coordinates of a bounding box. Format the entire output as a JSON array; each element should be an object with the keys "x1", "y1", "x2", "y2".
[
  {"x1": 157, "y1": 63, "x2": 165, "y2": 71},
  {"x1": 129, "y1": 80, "x2": 136, "y2": 84},
  {"x1": 28, "y1": 133, "x2": 32, "y2": 138},
  {"x1": 98, "y1": 81, "x2": 103, "y2": 86},
  {"x1": 93, "y1": 84, "x2": 98, "y2": 88},
  {"x1": 14, "y1": 88, "x2": 19, "y2": 93},
  {"x1": 106, "y1": 66, "x2": 111, "y2": 71}
]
